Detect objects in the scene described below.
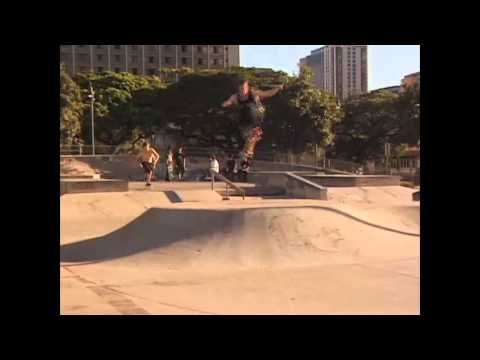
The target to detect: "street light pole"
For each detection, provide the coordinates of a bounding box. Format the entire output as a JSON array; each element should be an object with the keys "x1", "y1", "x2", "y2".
[{"x1": 88, "y1": 81, "x2": 95, "y2": 155}]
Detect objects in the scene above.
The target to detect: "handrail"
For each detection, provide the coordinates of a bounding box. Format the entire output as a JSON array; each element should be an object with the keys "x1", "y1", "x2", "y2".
[{"x1": 210, "y1": 171, "x2": 245, "y2": 200}]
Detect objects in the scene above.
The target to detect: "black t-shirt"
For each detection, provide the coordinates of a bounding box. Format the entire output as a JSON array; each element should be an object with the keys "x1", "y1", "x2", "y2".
[
  {"x1": 237, "y1": 91, "x2": 265, "y2": 127},
  {"x1": 175, "y1": 152, "x2": 185, "y2": 167},
  {"x1": 226, "y1": 159, "x2": 235, "y2": 171}
]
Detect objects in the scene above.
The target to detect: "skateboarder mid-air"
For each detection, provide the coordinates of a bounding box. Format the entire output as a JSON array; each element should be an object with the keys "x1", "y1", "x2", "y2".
[
  {"x1": 137, "y1": 142, "x2": 160, "y2": 186},
  {"x1": 222, "y1": 79, "x2": 284, "y2": 166}
]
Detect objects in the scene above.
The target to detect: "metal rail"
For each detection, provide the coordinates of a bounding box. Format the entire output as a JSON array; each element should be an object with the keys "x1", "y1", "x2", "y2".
[{"x1": 210, "y1": 171, "x2": 245, "y2": 200}]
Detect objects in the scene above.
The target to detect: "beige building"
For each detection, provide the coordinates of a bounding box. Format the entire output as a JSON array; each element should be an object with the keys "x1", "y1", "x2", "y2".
[
  {"x1": 371, "y1": 85, "x2": 402, "y2": 94},
  {"x1": 60, "y1": 45, "x2": 240, "y2": 80},
  {"x1": 299, "y1": 45, "x2": 368, "y2": 100},
  {"x1": 401, "y1": 71, "x2": 420, "y2": 92}
]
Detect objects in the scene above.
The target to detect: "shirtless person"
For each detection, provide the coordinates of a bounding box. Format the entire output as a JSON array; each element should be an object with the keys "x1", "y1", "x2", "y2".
[
  {"x1": 137, "y1": 142, "x2": 160, "y2": 186},
  {"x1": 222, "y1": 79, "x2": 284, "y2": 166}
]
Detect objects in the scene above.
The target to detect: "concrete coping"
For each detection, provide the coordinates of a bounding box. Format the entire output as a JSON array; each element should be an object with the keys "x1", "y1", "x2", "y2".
[
  {"x1": 286, "y1": 172, "x2": 328, "y2": 191},
  {"x1": 61, "y1": 174, "x2": 102, "y2": 179},
  {"x1": 60, "y1": 178, "x2": 124, "y2": 183},
  {"x1": 303, "y1": 174, "x2": 400, "y2": 178}
]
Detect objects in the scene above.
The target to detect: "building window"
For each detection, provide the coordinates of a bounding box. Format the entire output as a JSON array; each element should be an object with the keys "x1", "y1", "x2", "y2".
[
  {"x1": 132, "y1": 68, "x2": 138, "y2": 74},
  {"x1": 97, "y1": 67, "x2": 104, "y2": 73},
  {"x1": 181, "y1": 45, "x2": 187, "y2": 52},
  {"x1": 148, "y1": 56, "x2": 155, "y2": 63},
  {"x1": 148, "y1": 69, "x2": 156, "y2": 75},
  {"x1": 96, "y1": 45, "x2": 103, "y2": 49},
  {"x1": 113, "y1": 45, "x2": 121, "y2": 50},
  {"x1": 198, "y1": 58, "x2": 203, "y2": 65},
  {"x1": 130, "y1": 56, "x2": 138, "y2": 63},
  {"x1": 181, "y1": 57, "x2": 187, "y2": 65},
  {"x1": 147, "y1": 45, "x2": 155, "y2": 52},
  {"x1": 97, "y1": 54, "x2": 103, "y2": 61},
  {"x1": 213, "y1": 46, "x2": 218, "y2": 54},
  {"x1": 78, "y1": 45, "x2": 86, "y2": 48},
  {"x1": 213, "y1": 58, "x2": 218, "y2": 66},
  {"x1": 165, "y1": 57, "x2": 171, "y2": 64},
  {"x1": 78, "y1": 54, "x2": 88, "y2": 62},
  {"x1": 197, "y1": 46, "x2": 203, "y2": 53},
  {"x1": 131, "y1": 45, "x2": 138, "y2": 50},
  {"x1": 114, "y1": 67, "x2": 121, "y2": 73},
  {"x1": 114, "y1": 55, "x2": 121, "y2": 62}
]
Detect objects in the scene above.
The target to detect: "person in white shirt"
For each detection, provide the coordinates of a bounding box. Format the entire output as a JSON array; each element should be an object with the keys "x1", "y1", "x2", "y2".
[
  {"x1": 165, "y1": 148, "x2": 174, "y2": 181},
  {"x1": 209, "y1": 154, "x2": 220, "y2": 176}
]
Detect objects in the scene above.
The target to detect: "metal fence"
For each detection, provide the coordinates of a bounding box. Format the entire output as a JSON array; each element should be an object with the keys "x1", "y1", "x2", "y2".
[
  {"x1": 60, "y1": 143, "x2": 366, "y2": 173},
  {"x1": 271, "y1": 151, "x2": 362, "y2": 172},
  {"x1": 60, "y1": 144, "x2": 118, "y2": 156}
]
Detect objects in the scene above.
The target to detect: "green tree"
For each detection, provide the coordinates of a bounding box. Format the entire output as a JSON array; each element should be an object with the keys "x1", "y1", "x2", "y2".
[
  {"x1": 65, "y1": 67, "x2": 343, "y2": 153},
  {"x1": 333, "y1": 91, "x2": 402, "y2": 163},
  {"x1": 265, "y1": 74, "x2": 342, "y2": 152},
  {"x1": 152, "y1": 67, "x2": 342, "y2": 151},
  {"x1": 397, "y1": 82, "x2": 420, "y2": 145},
  {"x1": 74, "y1": 71, "x2": 166, "y2": 146},
  {"x1": 60, "y1": 64, "x2": 84, "y2": 143}
]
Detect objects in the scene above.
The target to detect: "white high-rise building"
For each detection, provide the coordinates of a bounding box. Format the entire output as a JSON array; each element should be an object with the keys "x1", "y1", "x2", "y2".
[{"x1": 299, "y1": 45, "x2": 368, "y2": 100}]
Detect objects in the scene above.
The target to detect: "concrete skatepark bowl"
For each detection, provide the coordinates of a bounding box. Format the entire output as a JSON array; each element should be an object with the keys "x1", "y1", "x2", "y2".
[
  {"x1": 60, "y1": 155, "x2": 419, "y2": 315},
  {"x1": 60, "y1": 183, "x2": 420, "y2": 315}
]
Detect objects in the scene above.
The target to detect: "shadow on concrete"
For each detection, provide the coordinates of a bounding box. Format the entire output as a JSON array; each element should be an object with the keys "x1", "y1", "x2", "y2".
[
  {"x1": 61, "y1": 206, "x2": 419, "y2": 264},
  {"x1": 61, "y1": 208, "x2": 243, "y2": 263},
  {"x1": 164, "y1": 191, "x2": 183, "y2": 203}
]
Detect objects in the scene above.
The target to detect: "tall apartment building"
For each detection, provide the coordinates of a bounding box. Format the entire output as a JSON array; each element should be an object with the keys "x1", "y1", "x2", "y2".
[
  {"x1": 60, "y1": 45, "x2": 240, "y2": 80},
  {"x1": 299, "y1": 45, "x2": 368, "y2": 100}
]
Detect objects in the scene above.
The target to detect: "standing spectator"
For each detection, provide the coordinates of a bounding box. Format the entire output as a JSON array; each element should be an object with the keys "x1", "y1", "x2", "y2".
[
  {"x1": 366, "y1": 158, "x2": 375, "y2": 174},
  {"x1": 165, "y1": 148, "x2": 174, "y2": 182},
  {"x1": 225, "y1": 153, "x2": 236, "y2": 180},
  {"x1": 209, "y1": 154, "x2": 220, "y2": 176},
  {"x1": 137, "y1": 142, "x2": 160, "y2": 186},
  {"x1": 174, "y1": 147, "x2": 186, "y2": 181},
  {"x1": 234, "y1": 154, "x2": 241, "y2": 178},
  {"x1": 209, "y1": 154, "x2": 220, "y2": 187}
]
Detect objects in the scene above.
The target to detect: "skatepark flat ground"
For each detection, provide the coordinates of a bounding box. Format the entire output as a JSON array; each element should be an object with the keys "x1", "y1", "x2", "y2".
[{"x1": 60, "y1": 183, "x2": 420, "y2": 315}]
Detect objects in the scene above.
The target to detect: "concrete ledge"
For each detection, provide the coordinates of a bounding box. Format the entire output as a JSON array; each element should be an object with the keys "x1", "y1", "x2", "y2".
[
  {"x1": 412, "y1": 191, "x2": 420, "y2": 202},
  {"x1": 248, "y1": 171, "x2": 328, "y2": 200},
  {"x1": 173, "y1": 190, "x2": 223, "y2": 202},
  {"x1": 60, "y1": 179, "x2": 128, "y2": 195},
  {"x1": 61, "y1": 174, "x2": 101, "y2": 179},
  {"x1": 304, "y1": 174, "x2": 401, "y2": 187},
  {"x1": 217, "y1": 185, "x2": 286, "y2": 197},
  {"x1": 251, "y1": 160, "x2": 351, "y2": 174},
  {"x1": 286, "y1": 173, "x2": 328, "y2": 200}
]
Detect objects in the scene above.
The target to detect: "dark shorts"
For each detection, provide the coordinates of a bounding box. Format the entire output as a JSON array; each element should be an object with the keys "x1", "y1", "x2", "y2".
[{"x1": 141, "y1": 161, "x2": 154, "y2": 173}]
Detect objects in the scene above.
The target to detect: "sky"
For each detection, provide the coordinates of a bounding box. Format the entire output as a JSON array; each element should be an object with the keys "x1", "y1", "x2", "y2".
[{"x1": 240, "y1": 45, "x2": 420, "y2": 91}]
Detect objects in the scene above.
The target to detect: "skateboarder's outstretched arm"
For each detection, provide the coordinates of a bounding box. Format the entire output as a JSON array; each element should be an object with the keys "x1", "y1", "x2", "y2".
[
  {"x1": 255, "y1": 85, "x2": 284, "y2": 100},
  {"x1": 222, "y1": 94, "x2": 238, "y2": 108}
]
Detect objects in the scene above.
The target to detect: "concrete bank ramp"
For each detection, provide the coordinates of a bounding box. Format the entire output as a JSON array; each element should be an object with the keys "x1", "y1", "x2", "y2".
[
  {"x1": 61, "y1": 205, "x2": 419, "y2": 270},
  {"x1": 173, "y1": 190, "x2": 223, "y2": 202}
]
